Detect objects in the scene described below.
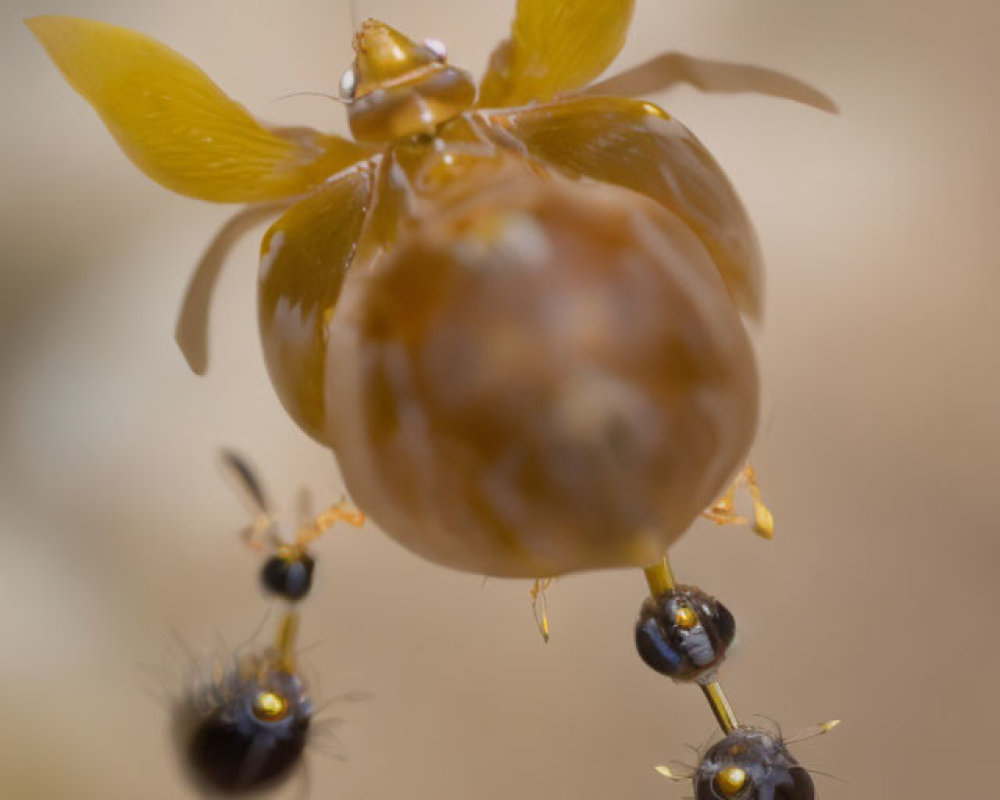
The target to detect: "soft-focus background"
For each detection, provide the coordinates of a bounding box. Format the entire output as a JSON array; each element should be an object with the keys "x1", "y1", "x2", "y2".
[{"x1": 2, "y1": 1, "x2": 998, "y2": 797}]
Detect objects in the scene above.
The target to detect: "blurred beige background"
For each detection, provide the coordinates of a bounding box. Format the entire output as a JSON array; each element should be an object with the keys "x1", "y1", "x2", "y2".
[{"x1": 2, "y1": 0, "x2": 998, "y2": 798}]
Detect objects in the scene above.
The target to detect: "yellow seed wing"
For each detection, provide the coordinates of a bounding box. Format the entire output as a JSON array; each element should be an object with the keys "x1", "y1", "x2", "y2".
[
  {"x1": 478, "y1": 0, "x2": 635, "y2": 107},
  {"x1": 495, "y1": 97, "x2": 763, "y2": 318},
  {"x1": 258, "y1": 165, "x2": 373, "y2": 443},
  {"x1": 26, "y1": 15, "x2": 371, "y2": 203},
  {"x1": 586, "y1": 51, "x2": 839, "y2": 114},
  {"x1": 175, "y1": 202, "x2": 289, "y2": 375}
]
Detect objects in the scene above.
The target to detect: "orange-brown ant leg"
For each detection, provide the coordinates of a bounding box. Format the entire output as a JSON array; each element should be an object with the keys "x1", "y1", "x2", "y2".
[
  {"x1": 243, "y1": 514, "x2": 281, "y2": 553},
  {"x1": 700, "y1": 464, "x2": 773, "y2": 539},
  {"x1": 701, "y1": 465, "x2": 744, "y2": 524},
  {"x1": 294, "y1": 499, "x2": 366, "y2": 549},
  {"x1": 529, "y1": 578, "x2": 554, "y2": 643},
  {"x1": 743, "y1": 465, "x2": 774, "y2": 539}
]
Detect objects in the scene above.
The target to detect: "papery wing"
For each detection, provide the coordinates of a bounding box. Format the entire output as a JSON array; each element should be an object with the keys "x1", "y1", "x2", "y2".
[
  {"x1": 494, "y1": 96, "x2": 763, "y2": 318},
  {"x1": 478, "y1": 0, "x2": 635, "y2": 108},
  {"x1": 176, "y1": 203, "x2": 289, "y2": 375},
  {"x1": 588, "y1": 51, "x2": 838, "y2": 114},
  {"x1": 27, "y1": 16, "x2": 372, "y2": 202},
  {"x1": 258, "y1": 165, "x2": 373, "y2": 444}
]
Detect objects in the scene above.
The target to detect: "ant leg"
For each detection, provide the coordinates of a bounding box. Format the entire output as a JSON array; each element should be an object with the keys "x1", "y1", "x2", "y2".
[
  {"x1": 529, "y1": 578, "x2": 554, "y2": 643},
  {"x1": 274, "y1": 610, "x2": 300, "y2": 674},
  {"x1": 701, "y1": 464, "x2": 774, "y2": 539},
  {"x1": 294, "y1": 499, "x2": 365, "y2": 549},
  {"x1": 242, "y1": 513, "x2": 281, "y2": 552}
]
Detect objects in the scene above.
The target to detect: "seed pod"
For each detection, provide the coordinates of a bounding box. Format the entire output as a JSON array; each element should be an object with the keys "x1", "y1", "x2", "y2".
[{"x1": 326, "y1": 176, "x2": 758, "y2": 577}]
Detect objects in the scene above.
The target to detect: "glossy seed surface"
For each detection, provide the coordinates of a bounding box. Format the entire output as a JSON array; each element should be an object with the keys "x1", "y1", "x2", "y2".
[{"x1": 327, "y1": 176, "x2": 758, "y2": 577}]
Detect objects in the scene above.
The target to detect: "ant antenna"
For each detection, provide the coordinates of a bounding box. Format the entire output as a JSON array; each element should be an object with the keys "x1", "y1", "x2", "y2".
[{"x1": 272, "y1": 90, "x2": 348, "y2": 106}]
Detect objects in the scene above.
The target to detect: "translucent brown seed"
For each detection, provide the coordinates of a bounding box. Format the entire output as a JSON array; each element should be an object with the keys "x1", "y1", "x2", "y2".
[{"x1": 327, "y1": 176, "x2": 758, "y2": 577}]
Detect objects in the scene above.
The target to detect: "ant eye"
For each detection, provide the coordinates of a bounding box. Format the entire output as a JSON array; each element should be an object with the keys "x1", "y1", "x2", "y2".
[
  {"x1": 714, "y1": 766, "x2": 748, "y2": 796},
  {"x1": 339, "y1": 67, "x2": 357, "y2": 100},
  {"x1": 423, "y1": 37, "x2": 447, "y2": 61},
  {"x1": 253, "y1": 690, "x2": 291, "y2": 722}
]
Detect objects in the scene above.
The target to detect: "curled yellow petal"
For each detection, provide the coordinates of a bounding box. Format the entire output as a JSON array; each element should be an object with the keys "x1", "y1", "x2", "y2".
[
  {"x1": 496, "y1": 97, "x2": 763, "y2": 318},
  {"x1": 27, "y1": 15, "x2": 372, "y2": 202},
  {"x1": 587, "y1": 51, "x2": 839, "y2": 114},
  {"x1": 175, "y1": 202, "x2": 290, "y2": 375},
  {"x1": 258, "y1": 165, "x2": 373, "y2": 443},
  {"x1": 478, "y1": 0, "x2": 635, "y2": 107}
]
